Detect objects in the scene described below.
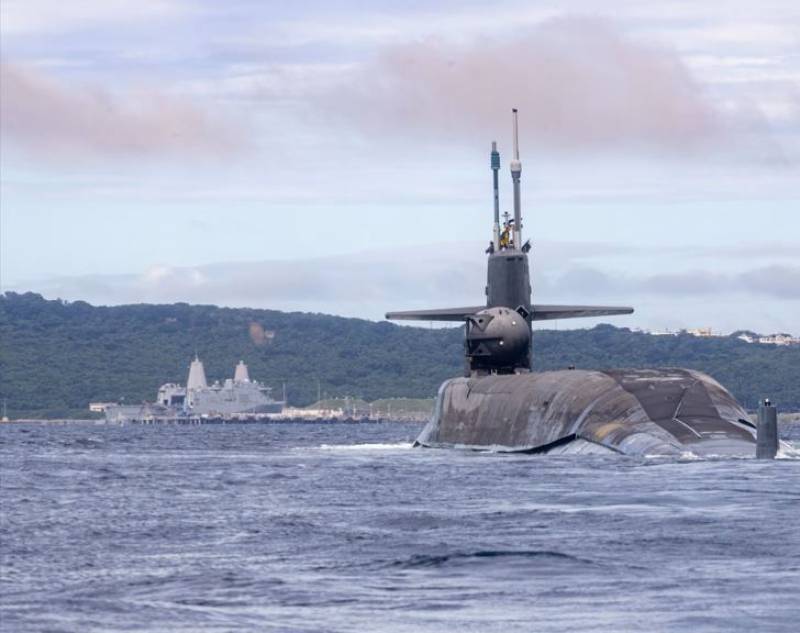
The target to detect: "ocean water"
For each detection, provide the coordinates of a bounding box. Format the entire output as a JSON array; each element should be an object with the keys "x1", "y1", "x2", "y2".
[{"x1": 1, "y1": 421, "x2": 799, "y2": 633}]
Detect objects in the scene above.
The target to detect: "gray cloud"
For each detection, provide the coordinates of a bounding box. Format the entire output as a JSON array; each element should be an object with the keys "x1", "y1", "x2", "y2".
[
  {"x1": 547, "y1": 265, "x2": 800, "y2": 300},
  {"x1": 328, "y1": 16, "x2": 720, "y2": 151},
  {"x1": 739, "y1": 265, "x2": 800, "y2": 298},
  {"x1": 0, "y1": 62, "x2": 244, "y2": 161},
  {"x1": 15, "y1": 244, "x2": 486, "y2": 315}
]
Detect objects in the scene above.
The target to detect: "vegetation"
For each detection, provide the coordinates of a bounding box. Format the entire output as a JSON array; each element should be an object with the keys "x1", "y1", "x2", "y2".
[{"x1": 1, "y1": 292, "x2": 798, "y2": 418}]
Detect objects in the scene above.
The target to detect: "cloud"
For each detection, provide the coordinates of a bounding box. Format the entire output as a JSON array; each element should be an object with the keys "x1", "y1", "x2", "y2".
[
  {"x1": 11, "y1": 245, "x2": 486, "y2": 318},
  {"x1": 0, "y1": 63, "x2": 244, "y2": 161},
  {"x1": 0, "y1": 0, "x2": 187, "y2": 35},
  {"x1": 12, "y1": 242, "x2": 799, "y2": 335},
  {"x1": 549, "y1": 265, "x2": 800, "y2": 300},
  {"x1": 125, "y1": 246, "x2": 486, "y2": 308},
  {"x1": 326, "y1": 16, "x2": 720, "y2": 151},
  {"x1": 739, "y1": 265, "x2": 800, "y2": 298}
]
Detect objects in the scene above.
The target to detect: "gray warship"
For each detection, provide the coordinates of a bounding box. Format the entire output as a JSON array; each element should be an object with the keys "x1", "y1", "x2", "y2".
[
  {"x1": 388, "y1": 110, "x2": 783, "y2": 458},
  {"x1": 105, "y1": 357, "x2": 284, "y2": 422}
]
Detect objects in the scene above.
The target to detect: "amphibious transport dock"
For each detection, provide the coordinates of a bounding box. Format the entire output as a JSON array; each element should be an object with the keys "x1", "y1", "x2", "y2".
[
  {"x1": 388, "y1": 110, "x2": 782, "y2": 458},
  {"x1": 104, "y1": 357, "x2": 284, "y2": 423}
]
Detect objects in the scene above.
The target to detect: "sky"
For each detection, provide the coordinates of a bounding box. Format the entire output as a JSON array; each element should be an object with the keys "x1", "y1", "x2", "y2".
[{"x1": 1, "y1": 0, "x2": 798, "y2": 334}]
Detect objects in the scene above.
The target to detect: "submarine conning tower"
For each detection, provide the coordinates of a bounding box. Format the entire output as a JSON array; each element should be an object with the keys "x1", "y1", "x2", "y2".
[
  {"x1": 486, "y1": 110, "x2": 531, "y2": 317},
  {"x1": 472, "y1": 109, "x2": 533, "y2": 373},
  {"x1": 386, "y1": 109, "x2": 633, "y2": 377}
]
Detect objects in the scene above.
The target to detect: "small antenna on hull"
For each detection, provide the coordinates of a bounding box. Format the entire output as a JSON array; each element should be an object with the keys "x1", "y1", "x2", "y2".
[
  {"x1": 510, "y1": 108, "x2": 522, "y2": 249},
  {"x1": 490, "y1": 141, "x2": 500, "y2": 249}
]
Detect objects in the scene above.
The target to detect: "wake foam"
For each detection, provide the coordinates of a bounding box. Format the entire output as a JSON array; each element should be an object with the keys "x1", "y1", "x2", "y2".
[{"x1": 316, "y1": 442, "x2": 413, "y2": 451}]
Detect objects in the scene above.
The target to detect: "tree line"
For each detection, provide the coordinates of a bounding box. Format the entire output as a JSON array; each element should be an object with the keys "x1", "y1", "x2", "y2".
[{"x1": 1, "y1": 292, "x2": 797, "y2": 418}]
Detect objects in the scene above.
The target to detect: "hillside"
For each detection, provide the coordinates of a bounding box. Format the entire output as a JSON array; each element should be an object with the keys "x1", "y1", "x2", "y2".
[{"x1": 1, "y1": 292, "x2": 798, "y2": 418}]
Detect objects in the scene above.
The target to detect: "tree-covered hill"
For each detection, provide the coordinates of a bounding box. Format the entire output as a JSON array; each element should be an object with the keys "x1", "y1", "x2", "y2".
[{"x1": 1, "y1": 292, "x2": 797, "y2": 418}]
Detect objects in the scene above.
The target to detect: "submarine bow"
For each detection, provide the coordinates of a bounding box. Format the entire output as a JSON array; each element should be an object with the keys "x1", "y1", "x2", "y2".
[{"x1": 416, "y1": 368, "x2": 757, "y2": 457}]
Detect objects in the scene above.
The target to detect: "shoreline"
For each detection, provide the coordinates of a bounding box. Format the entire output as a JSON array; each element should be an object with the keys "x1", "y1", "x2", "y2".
[
  {"x1": 4, "y1": 414, "x2": 800, "y2": 425},
  {"x1": 1, "y1": 416, "x2": 428, "y2": 425}
]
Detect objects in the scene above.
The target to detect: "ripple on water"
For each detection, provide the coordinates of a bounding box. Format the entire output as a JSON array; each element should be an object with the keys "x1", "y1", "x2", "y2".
[
  {"x1": 389, "y1": 549, "x2": 597, "y2": 569},
  {"x1": 1, "y1": 421, "x2": 799, "y2": 633}
]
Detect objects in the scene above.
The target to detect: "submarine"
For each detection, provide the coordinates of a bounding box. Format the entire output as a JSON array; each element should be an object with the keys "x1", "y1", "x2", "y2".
[{"x1": 387, "y1": 110, "x2": 780, "y2": 458}]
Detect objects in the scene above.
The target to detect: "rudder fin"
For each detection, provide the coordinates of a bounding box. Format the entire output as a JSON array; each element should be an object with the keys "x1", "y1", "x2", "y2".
[
  {"x1": 531, "y1": 305, "x2": 633, "y2": 321},
  {"x1": 385, "y1": 306, "x2": 485, "y2": 322}
]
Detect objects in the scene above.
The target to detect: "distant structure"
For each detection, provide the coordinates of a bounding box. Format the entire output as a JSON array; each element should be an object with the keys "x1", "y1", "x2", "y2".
[
  {"x1": 104, "y1": 358, "x2": 284, "y2": 423},
  {"x1": 634, "y1": 327, "x2": 799, "y2": 346},
  {"x1": 89, "y1": 402, "x2": 116, "y2": 413},
  {"x1": 644, "y1": 327, "x2": 713, "y2": 337},
  {"x1": 737, "y1": 332, "x2": 799, "y2": 346}
]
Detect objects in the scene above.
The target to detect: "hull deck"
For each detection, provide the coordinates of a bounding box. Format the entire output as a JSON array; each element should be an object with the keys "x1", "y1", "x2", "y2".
[{"x1": 416, "y1": 368, "x2": 760, "y2": 457}]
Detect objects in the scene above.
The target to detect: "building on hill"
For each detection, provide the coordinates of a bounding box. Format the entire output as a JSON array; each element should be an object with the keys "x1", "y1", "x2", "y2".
[
  {"x1": 758, "y1": 333, "x2": 799, "y2": 346},
  {"x1": 735, "y1": 331, "x2": 799, "y2": 346},
  {"x1": 686, "y1": 327, "x2": 713, "y2": 337}
]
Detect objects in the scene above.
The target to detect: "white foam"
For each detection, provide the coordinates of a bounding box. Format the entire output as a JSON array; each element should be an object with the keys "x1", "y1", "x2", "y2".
[
  {"x1": 316, "y1": 442, "x2": 413, "y2": 451},
  {"x1": 777, "y1": 441, "x2": 800, "y2": 459}
]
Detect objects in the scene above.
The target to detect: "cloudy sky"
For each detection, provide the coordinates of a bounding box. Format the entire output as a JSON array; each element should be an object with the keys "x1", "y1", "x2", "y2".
[{"x1": 1, "y1": 0, "x2": 798, "y2": 333}]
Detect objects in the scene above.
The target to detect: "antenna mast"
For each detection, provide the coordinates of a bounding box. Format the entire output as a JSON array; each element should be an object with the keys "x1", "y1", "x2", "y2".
[
  {"x1": 510, "y1": 108, "x2": 522, "y2": 249},
  {"x1": 490, "y1": 141, "x2": 500, "y2": 249}
]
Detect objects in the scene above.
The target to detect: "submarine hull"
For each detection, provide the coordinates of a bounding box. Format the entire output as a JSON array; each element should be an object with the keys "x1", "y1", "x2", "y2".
[{"x1": 416, "y1": 368, "x2": 758, "y2": 457}]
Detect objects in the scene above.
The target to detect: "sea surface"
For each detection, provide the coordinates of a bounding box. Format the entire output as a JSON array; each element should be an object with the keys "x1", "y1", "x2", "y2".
[{"x1": 1, "y1": 421, "x2": 799, "y2": 633}]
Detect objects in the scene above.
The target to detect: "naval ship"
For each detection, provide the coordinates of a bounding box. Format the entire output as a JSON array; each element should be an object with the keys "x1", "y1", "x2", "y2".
[{"x1": 105, "y1": 357, "x2": 284, "y2": 422}]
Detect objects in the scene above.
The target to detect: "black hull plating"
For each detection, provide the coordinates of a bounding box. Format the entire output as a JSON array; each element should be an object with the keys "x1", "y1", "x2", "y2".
[{"x1": 416, "y1": 368, "x2": 758, "y2": 457}]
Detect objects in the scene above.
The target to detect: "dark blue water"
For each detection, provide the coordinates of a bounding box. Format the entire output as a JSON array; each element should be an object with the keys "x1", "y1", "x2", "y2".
[{"x1": 2, "y1": 421, "x2": 799, "y2": 632}]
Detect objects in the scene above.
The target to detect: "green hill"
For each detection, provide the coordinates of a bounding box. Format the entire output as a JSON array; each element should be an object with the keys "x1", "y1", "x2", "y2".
[{"x1": 1, "y1": 292, "x2": 798, "y2": 418}]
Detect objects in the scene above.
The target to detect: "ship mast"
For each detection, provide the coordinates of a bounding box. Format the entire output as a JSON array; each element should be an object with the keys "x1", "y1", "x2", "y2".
[
  {"x1": 490, "y1": 141, "x2": 501, "y2": 249},
  {"x1": 510, "y1": 108, "x2": 522, "y2": 249}
]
